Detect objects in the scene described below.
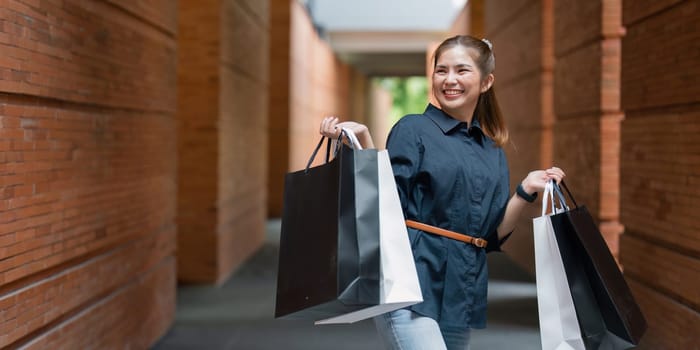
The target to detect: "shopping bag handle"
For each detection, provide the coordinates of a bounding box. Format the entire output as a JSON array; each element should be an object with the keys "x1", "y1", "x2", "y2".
[
  {"x1": 340, "y1": 128, "x2": 363, "y2": 150},
  {"x1": 542, "y1": 180, "x2": 570, "y2": 216},
  {"x1": 304, "y1": 129, "x2": 357, "y2": 173},
  {"x1": 305, "y1": 136, "x2": 329, "y2": 172},
  {"x1": 541, "y1": 181, "x2": 554, "y2": 216},
  {"x1": 552, "y1": 181, "x2": 568, "y2": 209},
  {"x1": 558, "y1": 180, "x2": 579, "y2": 209}
]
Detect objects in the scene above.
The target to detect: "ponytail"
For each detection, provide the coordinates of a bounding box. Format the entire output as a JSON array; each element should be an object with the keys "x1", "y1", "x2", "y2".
[{"x1": 476, "y1": 87, "x2": 508, "y2": 147}]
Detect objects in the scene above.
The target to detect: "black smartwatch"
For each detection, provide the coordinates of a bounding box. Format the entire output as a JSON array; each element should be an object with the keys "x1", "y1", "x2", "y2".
[{"x1": 516, "y1": 183, "x2": 538, "y2": 203}]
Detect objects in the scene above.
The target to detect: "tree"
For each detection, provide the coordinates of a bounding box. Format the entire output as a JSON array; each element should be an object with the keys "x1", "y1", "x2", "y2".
[{"x1": 376, "y1": 77, "x2": 429, "y2": 124}]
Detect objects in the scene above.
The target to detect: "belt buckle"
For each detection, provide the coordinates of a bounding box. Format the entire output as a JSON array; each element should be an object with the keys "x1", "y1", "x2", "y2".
[{"x1": 473, "y1": 238, "x2": 488, "y2": 248}]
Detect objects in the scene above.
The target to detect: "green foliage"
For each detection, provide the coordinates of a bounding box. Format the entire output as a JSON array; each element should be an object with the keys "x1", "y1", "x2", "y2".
[{"x1": 375, "y1": 77, "x2": 429, "y2": 125}]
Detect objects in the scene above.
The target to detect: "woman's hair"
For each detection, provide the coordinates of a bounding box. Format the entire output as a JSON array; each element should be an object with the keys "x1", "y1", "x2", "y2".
[{"x1": 432, "y1": 35, "x2": 509, "y2": 147}]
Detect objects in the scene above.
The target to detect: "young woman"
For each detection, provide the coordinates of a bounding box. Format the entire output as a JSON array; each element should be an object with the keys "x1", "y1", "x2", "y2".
[{"x1": 320, "y1": 35, "x2": 565, "y2": 350}]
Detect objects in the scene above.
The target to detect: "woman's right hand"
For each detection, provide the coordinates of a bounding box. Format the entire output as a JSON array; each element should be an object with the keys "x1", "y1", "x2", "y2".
[
  {"x1": 521, "y1": 167, "x2": 566, "y2": 194},
  {"x1": 319, "y1": 116, "x2": 375, "y2": 149}
]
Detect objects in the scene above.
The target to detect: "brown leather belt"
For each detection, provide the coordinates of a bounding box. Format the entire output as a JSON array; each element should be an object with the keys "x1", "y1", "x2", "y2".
[{"x1": 405, "y1": 220, "x2": 488, "y2": 248}]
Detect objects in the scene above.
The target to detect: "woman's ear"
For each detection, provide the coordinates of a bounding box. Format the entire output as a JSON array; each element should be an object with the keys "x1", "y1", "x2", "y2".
[{"x1": 481, "y1": 73, "x2": 494, "y2": 93}]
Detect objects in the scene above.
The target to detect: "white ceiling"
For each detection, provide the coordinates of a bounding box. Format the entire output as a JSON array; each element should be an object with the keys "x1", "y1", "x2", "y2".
[
  {"x1": 300, "y1": 0, "x2": 468, "y2": 76},
  {"x1": 305, "y1": 0, "x2": 467, "y2": 32}
]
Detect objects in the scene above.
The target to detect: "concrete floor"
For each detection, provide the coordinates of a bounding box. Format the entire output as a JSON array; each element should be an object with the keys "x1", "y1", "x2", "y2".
[{"x1": 152, "y1": 220, "x2": 542, "y2": 350}]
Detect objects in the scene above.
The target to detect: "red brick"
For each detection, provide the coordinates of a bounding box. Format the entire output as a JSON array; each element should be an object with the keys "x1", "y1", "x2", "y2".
[
  {"x1": 627, "y1": 279, "x2": 699, "y2": 350},
  {"x1": 0, "y1": 0, "x2": 178, "y2": 348},
  {"x1": 620, "y1": 111, "x2": 700, "y2": 253},
  {"x1": 622, "y1": 234, "x2": 698, "y2": 307},
  {"x1": 623, "y1": 0, "x2": 684, "y2": 25},
  {"x1": 621, "y1": 0, "x2": 700, "y2": 111},
  {"x1": 177, "y1": 0, "x2": 270, "y2": 283},
  {"x1": 554, "y1": 43, "x2": 603, "y2": 117},
  {"x1": 619, "y1": 2, "x2": 700, "y2": 346},
  {"x1": 21, "y1": 259, "x2": 175, "y2": 350},
  {"x1": 0, "y1": 232, "x2": 174, "y2": 341},
  {"x1": 554, "y1": 0, "x2": 604, "y2": 54},
  {"x1": 485, "y1": 0, "x2": 544, "y2": 82}
]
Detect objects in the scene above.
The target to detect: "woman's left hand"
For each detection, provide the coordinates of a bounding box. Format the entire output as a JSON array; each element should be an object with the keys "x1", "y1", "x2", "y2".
[{"x1": 521, "y1": 167, "x2": 566, "y2": 194}]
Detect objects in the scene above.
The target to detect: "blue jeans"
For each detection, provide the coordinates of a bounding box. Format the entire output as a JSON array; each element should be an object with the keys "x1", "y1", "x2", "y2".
[{"x1": 374, "y1": 309, "x2": 471, "y2": 350}]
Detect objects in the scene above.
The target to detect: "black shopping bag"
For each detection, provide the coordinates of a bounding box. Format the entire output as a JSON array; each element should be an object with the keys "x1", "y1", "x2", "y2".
[
  {"x1": 549, "y1": 182, "x2": 647, "y2": 349},
  {"x1": 275, "y1": 134, "x2": 381, "y2": 322}
]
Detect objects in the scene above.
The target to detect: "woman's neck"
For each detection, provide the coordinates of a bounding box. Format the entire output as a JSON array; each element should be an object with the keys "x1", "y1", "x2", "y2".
[{"x1": 443, "y1": 101, "x2": 477, "y2": 124}]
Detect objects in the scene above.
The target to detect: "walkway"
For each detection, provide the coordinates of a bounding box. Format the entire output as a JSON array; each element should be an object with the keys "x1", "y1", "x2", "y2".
[{"x1": 152, "y1": 220, "x2": 542, "y2": 349}]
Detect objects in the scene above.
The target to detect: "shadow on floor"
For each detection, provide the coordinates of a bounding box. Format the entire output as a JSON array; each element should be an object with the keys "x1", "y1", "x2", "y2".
[{"x1": 152, "y1": 220, "x2": 542, "y2": 349}]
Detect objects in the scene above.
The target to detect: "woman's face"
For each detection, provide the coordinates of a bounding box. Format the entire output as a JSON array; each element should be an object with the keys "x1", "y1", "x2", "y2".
[{"x1": 432, "y1": 46, "x2": 493, "y2": 120}]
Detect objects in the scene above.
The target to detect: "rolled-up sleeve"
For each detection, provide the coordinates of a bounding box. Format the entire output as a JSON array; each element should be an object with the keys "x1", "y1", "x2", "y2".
[{"x1": 485, "y1": 149, "x2": 511, "y2": 253}]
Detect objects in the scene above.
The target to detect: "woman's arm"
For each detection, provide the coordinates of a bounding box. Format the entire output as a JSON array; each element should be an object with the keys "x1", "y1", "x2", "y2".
[
  {"x1": 320, "y1": 116, "x2": 375, "y2": 149},
  {"x1": 496, "y1": 167, "x2": 565, "y2": 239}
]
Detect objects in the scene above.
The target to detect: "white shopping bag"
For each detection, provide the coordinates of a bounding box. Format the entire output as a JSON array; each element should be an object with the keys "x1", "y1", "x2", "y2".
[
  {"x1": 533, "y1": 181, "x2": 585, "y2": 350},
  {"x1": 375, "y1": 150, "x2": 423, "y2": 307},
  {"x1": 315, "y1": 130, "x2": 423, "y2": 325}
]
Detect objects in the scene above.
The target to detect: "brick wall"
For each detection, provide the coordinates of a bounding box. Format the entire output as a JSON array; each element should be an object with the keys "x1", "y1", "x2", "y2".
[
  {"x1": 554, "y1": 0, "x2": 624, "y2": 257},
  {"x1": 267, "y1": 0, "x2": 290, "y2": 218},
  {"x1": 178, "y1": 0, "x2": 269, "y2": 284},
  {"x1": 177, "y1": 0, "x2": 220, "y2": 283},
  {"x1": 483, "y1": 0, "x2": 553, "y2": 271},
  {"x1": 447, "y1": 0, "x2": 698, "y2": 346},
  {"x1": 218, "y1": 0, "x2": 269, "y2": 285},
  {"x1": 0, "y1": 0, "x2": 177, "y2": 348},
  {"x1": 480, "y1": 0, "x2": 624, "y2": 272},
  {"x1": 288, "y1": 2, "x2": 348, "y2": 171},
  {"x1": 267, "y1": 0, "x2": 368, "y2": 217},
  {"x1": 620, "y1": 1, "x2": 700, "y2": 348}
]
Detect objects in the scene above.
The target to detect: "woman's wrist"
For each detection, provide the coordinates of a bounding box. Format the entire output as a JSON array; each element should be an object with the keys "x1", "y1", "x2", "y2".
[
  {"x1": 358, "y1": 128, "x2": 375, "y2": 149},
  {"x1": 520, "y1": 179, "x2": 537, "y2": 194}
]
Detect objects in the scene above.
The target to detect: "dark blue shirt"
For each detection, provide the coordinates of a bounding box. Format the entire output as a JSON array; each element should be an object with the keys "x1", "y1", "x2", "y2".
[{"x1": 387, "y1": 104, "x2": 511, "y2": 330}]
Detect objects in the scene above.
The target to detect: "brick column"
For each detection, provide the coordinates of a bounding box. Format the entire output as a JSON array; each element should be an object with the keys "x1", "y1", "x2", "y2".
[
  {"x1": 468, "y1": 0, "x2": 485, "y2": 38},
  {"x1": 267, "y1": 0, "x2": 368, "y2": 216},
  {"x1": 483, "y1": 0, "x2": 554, "y2": 272},
  {"x1": 267, "y1": 0, "x2": 291, "y2": 217},
  {"x1": 178, "y1": 0, "x2": 269, "y2": 284},
  {"x1": 553, "y1": 0, "x2": 624, "y2": 258}
]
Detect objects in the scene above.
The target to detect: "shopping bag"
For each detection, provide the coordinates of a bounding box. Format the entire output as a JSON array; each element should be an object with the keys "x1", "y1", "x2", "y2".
[
  {"x1": 316, "y1": 148, "x2": 423, "y2": 324},
  {"x1": 275, "y1": 131, "x2": 381, "y2": 322},
  {"x1": 534, "y1": 181, "x2": 586, "y2": 350},
  {"x1": 275, "y1": 129, "x2": 422, "y2": 324},
  {"x1": 550, "y1": 181, "x2": 647, "y2": 349}
]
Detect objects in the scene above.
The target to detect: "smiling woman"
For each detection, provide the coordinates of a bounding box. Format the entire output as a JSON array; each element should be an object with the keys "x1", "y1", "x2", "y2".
[
  {"x1": 432, "y1": 47, "x2": 491, "y2": 123},
  {"x1": 319, "y1": 35, "x2": 567, "y2": 350},
  {"x1": 430, "y1": 35, "x2": 507, "y2": 147}
]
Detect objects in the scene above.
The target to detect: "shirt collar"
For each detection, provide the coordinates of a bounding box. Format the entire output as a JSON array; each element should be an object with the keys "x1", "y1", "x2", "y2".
[{"x1": 424, "y1": 104, "x2": 485, "y2": 137}]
